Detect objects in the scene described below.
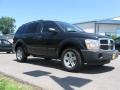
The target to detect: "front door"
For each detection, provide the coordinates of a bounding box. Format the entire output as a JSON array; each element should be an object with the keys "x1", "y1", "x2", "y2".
[{"x1": 41, "y1": 22, "x2": 62, "y2": 57}]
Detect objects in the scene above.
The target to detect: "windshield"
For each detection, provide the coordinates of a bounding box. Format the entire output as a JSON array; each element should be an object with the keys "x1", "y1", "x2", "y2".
[{"x1": 56, "y1": 21, "x2": 84, "y2": 32}]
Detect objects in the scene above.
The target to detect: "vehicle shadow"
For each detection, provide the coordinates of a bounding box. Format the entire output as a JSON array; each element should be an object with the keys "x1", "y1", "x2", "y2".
[
  {"x1": 81, "y1": 65, "x2": 114, "y2": 74},
  {"x1": 27, "y1": 58, "x2": 63, "y2": 70},
  {"x1": 23, "y1": 69, "x2": 92, "y2": 90},
  {"x1": 15, "y1": 57, "x2": 114, "y2": 74},
  {"x1": 49, "y1": 75, "x2": 92, "y2": 90}
]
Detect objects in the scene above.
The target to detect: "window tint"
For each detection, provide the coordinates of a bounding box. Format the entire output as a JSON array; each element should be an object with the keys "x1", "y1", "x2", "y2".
[
  {"x1": 56, "y1": 21, "x2": 84, "y2": 32},
  {"x1": 43, "y1": 22, "x2": 58, "y2": 33},
  {"x1": 25, "y1": 22, "x2": 39, "y2": 33}
]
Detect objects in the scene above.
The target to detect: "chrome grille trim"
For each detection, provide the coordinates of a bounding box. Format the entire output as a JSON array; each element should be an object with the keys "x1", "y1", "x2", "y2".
[{"x1": 98, "y1": 38, "x2": 115, "y2": 50}]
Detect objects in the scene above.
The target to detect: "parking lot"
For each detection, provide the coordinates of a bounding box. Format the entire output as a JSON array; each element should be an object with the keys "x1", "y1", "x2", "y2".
[{"x1": 0, "y1": 53, "x2": 120, "y2": 90}]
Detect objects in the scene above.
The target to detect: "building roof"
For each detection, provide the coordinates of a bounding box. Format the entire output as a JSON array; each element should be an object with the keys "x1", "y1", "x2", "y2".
[
  {"x1": 74, "y1": 16, "x2": 120, "y2": 25},
  {"x1": 96, "y1": 19, "x2": 120, "y2": 24}
]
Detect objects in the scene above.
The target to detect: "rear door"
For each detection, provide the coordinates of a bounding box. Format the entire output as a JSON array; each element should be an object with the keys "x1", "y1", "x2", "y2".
[{"x1": 22, "y1": 22, "x2": 45, "y2": 55}]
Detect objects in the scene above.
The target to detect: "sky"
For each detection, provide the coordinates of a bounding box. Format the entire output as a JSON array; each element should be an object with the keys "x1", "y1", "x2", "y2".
[{"x1": 0, "y1": 0, "x2": 120, "y2": 30}]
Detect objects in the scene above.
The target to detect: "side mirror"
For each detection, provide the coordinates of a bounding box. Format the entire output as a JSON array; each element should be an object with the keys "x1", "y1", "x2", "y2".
[{"x1": 48, "y1": 28, "x2": 57, "y2": 33}]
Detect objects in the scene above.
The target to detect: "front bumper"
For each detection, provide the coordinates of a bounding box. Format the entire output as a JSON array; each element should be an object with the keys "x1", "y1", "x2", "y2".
[{"x1": 81, "y1": 49, "x2": 118, "y2": 65}]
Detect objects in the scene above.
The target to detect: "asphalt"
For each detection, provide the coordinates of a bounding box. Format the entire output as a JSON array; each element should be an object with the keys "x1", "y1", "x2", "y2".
[{"x1": 0, "y1": 53, "x2": 120, "y2": 90}]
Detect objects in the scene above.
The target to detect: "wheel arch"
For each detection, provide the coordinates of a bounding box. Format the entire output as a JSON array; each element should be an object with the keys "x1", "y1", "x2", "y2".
[
  {"x1": 15, "y1": 40, "x2": 28, "y2": 55},
  {"x1": 57, "y1": 41, "x2": 85, "y2": 61}
]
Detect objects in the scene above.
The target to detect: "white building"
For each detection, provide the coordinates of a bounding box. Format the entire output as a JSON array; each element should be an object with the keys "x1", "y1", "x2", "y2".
[{"x1": 74, "y1": 17, "x2": 120, "y2": 37}]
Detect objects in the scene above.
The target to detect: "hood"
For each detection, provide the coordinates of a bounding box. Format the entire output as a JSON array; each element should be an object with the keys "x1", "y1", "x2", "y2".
[{"x1": 65, "y1": 32, "x2": 108, "y2": 39}]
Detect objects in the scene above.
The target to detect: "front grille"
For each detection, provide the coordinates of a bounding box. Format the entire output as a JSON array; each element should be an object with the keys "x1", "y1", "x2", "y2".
[
  {"x1": 100, "y1": 45, "x2": 109, "y2": 50},
  {"x1": 99, "y1": 38, "x2": 114, "y2": 50},
  {"x1": 100, "y1": 40, "x2": 108, "y2": 44}
]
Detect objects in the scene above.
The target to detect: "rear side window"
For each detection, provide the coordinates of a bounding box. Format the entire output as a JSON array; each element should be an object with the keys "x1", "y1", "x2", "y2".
[
  {"x1": 16, "y1": 22, "x2": 41, "y2": 35},
  {"x1": 25, "y1": 22, "x2": 40, "y2": 34}
]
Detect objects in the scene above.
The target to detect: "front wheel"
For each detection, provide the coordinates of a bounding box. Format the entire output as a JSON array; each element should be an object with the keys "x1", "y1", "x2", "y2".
[
  {"x1": 61, "y1": 48, "x2": 83, "y2": 72},
  {"x1": 16, "y1": 47, "x2": 27, "y2": 62}
]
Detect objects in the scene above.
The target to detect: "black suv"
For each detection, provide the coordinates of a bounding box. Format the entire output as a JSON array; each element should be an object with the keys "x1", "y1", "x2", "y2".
[{"x1": 13, "y1": 20, "x2": 118, "y2": 71}]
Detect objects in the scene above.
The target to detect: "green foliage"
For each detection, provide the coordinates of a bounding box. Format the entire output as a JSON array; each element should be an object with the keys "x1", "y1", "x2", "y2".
[
  {"x1": 0, "y1": 75, "x2": 34, "y2": 90},
  {"x1": 0, "y1": 16, "x2": 16, "y2": 35},
  {"x1": 111, "y1": 35, "x2": 118, "y2": 40}
]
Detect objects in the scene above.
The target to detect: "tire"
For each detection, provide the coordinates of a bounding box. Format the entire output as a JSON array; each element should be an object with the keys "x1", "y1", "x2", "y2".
[
  {"x1": 16, "y1": 47, "x2": 27, "y2": 62},
  {"x1": 61, "y1": 48, "x2": 84, "y2": 72}
]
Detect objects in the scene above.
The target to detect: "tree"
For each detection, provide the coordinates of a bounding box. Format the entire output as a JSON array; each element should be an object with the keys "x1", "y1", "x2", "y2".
[{"x1": 0, "y1": 16, "x2": 16, "y2": 35}]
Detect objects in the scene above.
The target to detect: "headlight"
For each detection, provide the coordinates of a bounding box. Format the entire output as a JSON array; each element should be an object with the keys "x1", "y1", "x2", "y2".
[{"x1": 85, "y1": 39, "x2": 99, "y2": 50}]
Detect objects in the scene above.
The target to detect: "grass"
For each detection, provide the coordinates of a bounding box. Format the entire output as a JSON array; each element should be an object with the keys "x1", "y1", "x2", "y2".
[{"x1": 0, "y1": 74, "x2": 36, "y2": 90}]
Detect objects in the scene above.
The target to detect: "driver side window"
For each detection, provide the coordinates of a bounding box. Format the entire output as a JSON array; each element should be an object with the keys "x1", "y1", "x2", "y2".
[{"x1": 42, "y1": 22, "x2": 58, "y2": 33}]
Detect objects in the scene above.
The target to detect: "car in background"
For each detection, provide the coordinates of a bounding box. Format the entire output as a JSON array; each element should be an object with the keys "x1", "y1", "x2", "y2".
[
  {"x1": 0, "y1": 39, "x2": 13, "y2": 53},
  {"x1": 115, "y1": 37, "x2": 120, "y2": 52}
]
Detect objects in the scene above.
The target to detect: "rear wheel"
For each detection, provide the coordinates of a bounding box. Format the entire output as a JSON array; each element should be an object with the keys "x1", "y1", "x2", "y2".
[
  {"x1": 61, "y1": 48, "x2": 83, "y2": 72},
  {"x1": 16, "y1": 47, "x2": 27, "y2": 62}
]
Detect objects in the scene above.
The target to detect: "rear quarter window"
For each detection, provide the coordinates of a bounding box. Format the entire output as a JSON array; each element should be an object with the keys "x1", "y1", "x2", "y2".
[
  {"x1": 25, "y1": 22, "x2": 39, "y2": 34},
  {"x1": 16, "y1": 25, "x2": 26, "y2": 35}
]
